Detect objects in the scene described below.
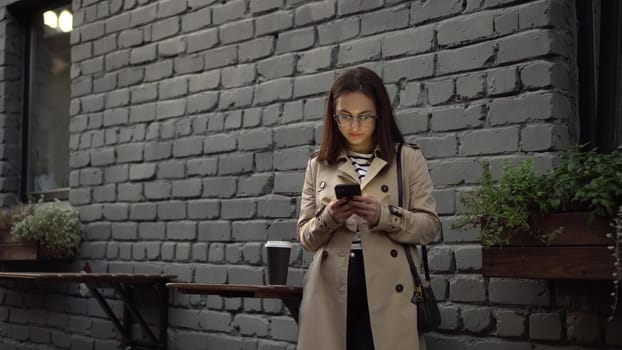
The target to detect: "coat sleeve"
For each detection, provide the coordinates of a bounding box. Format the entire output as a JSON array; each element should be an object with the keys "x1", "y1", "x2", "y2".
[
  {"x1": 372, "y1": 147, "x2": 440, "y2": 245},
  {"x1": 297, "y1": 158, "x2": 341, "y2": 252}
]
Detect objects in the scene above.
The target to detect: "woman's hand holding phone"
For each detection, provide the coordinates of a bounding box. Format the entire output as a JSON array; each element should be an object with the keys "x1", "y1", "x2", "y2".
[
  {"x1": 327, "y1": 197, "x2": 353, "y2": 224},
  {"x1": 328, "y1": 184, "x2": 381, "y2": 226},
  {"x1": 349, "y1": 195, "x2": 381, "y2": 227}
]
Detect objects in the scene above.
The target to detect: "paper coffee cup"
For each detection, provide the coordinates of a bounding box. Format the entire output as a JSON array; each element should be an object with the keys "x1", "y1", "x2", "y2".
[{"x1": 265, "y1": 241, "x2": 291, "y2": 285}]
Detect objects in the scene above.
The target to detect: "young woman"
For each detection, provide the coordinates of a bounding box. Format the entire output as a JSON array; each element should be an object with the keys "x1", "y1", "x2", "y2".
[{"x1": 296, "y1": 67, "x2": 440, "y2": 350}]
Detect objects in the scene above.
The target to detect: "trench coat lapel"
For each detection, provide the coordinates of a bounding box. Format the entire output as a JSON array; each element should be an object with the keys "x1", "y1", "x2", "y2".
[
  {"x1": 361, "y1": 156, "x2": 387, "y2": 190},
  {"x1": 336, "y1": 153, "x2": 359, "y2": 184}
]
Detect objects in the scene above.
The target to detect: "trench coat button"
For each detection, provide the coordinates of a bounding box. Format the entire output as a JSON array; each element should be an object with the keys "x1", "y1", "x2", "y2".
[
  {"x1": 322, "y1": 251, "x2": 328, "y2": 258},
  {"x1": 390, "y1": 249, "x2": 398, "y2": 257},
  {"x1": 381, "y1": 185, "x2": 389, "y2": 192},
  {"x1": 395, "y1": 284, "x2": 404, "y2": 293}
]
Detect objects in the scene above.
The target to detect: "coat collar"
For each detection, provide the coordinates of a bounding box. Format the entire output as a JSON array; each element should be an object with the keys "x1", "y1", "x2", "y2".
[{"x1": 335, "y1": 146, "x2": 388, "y2": 189}]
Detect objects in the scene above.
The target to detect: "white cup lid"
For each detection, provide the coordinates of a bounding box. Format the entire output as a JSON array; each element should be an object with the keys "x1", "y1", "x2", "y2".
[{"x1": 265, "y1": 241, "x2": 292, "y2": 248}]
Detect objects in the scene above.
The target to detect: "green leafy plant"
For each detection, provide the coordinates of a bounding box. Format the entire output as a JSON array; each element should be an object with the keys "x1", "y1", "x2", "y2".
[
  {"x1": 10, "y1": 199, "x2": 82, "y2": 254},
  {"x1": 454, "y1": 145, "x2": 622, "y2": 247},
  {"x1": 547, "y1": 146, "x2": 622, "y2": 217}
]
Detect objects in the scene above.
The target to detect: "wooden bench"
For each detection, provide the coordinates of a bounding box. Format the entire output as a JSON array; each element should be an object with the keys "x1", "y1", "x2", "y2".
[
  {"x1": 167, "y1": 283, "x2": 303, "y2": 321},
  {"x1": 0, "y1": 272, "x2": 175, "y2": 350}
]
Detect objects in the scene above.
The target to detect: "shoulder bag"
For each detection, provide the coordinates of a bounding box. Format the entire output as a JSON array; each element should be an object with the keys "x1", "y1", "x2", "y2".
[{"x1": 396, "y1": 143, "x2": 441, "y2": 333}]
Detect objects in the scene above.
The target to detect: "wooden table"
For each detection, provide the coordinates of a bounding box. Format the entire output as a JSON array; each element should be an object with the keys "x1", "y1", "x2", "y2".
[
  {"x1": 167, "y1": 283, "x2": 303, "y2": 321},
  {"x1": 0, "y1": 272, "x2": 175, "y2": 350}
]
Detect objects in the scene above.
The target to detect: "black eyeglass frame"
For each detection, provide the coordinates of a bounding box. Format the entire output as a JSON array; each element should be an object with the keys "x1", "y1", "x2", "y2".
[{"x1": 333, "y1": 114, "x2": 378, "y2": 127}]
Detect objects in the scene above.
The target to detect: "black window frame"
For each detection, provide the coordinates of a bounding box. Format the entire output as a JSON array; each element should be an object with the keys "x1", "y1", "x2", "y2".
[
  {"x1": 9, "y1": 0, "x2": 71, "y2": 202},
  {"x1": 576, "y1": 0, "x2": 622, "y2": 151}
]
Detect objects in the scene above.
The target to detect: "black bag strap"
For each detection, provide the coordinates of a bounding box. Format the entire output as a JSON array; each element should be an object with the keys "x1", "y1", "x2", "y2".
[{"x1": 396, "y1": 143, "x2": 431, "y2": 283}]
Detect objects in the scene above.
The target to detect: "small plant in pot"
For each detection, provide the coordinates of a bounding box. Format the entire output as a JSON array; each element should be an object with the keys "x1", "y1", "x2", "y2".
[
  {"x1": 454, "y1": 145, "x2": 622, "y2": 247},
  {"x1": 0, "y1": 199, "x2": 82, "y2": 259},
  {"x1": 453, "y1": 145, "x2": 622, "y2": 284}
]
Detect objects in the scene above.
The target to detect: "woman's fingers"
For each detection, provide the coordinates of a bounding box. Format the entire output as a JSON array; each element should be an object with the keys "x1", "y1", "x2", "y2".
[
  {"x1": 327, "y1": 198, "x2": 352, "y2": 224},
  {"x1": 350, "y1": 195, "x2": 381, "y2": 225}
]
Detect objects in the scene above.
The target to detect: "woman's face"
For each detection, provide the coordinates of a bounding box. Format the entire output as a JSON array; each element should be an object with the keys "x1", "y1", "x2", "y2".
[{"x1": 334, "y1": 91, "x2": 377, "y2": 153}]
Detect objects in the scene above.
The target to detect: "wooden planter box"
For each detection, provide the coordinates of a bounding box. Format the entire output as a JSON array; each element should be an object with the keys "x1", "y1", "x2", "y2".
[
  {"x1": 0, "y1": 229, "x2": 74, "y2": 261},
  {"x1": 482, "y1": 212, "x2": 615, "y2": 280}
]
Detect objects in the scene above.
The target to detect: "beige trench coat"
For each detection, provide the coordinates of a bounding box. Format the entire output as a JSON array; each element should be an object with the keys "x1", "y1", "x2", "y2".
[{"x1": 296, "y1": 144, "x2": 440, "y2": 350}]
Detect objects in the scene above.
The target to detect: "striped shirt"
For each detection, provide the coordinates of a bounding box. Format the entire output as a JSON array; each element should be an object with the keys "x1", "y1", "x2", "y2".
[
  {"x1": 347, "y1": 151, "x2": 374, "y2": 250},
  {"x1": 347, "y1": 151, "x2": 374, "y2": 181}
]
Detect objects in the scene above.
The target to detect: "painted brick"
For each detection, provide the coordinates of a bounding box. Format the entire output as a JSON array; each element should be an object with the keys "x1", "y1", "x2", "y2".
[
  {"x1": 449, "y1": 275, "x2": 487, "y2": 302},
  {"x1": 497, "y1": 29, "x2": 568, "y2": 64},
  {"x1": 257, "y1": 54, "x2": 296, "y2": 80},
  {"x1": 250, "y1": 0, "x2": 283, "y2": 14},
  {"x1": 239, "y1": 37, "x2": 275, "y2": 63},
  {"x1": 204, "y1": 177, "x2": 237, "y2": 198},
  {"x1": 459, "y1": 127, "x2": 519, "y2": 156},
  {"x1": 414, "y1": 134, "x2": 457, "y2": 158},
  {"x1": 454, "y1": 245, "x2": 482, "y2": 272},
  {"x1": 462, "y1": 306, "x2": 493, "y2": 333},
  {"x1": 187, "y1": 28, "x2": 219, "y2": 53},
  {"x1": 187, "y1": 157, "x2": 218, "y2": 176},
  {"x1": 204, "y1": 45, "x2": 238, "y2": 69},
  {"x1": 411, "y1": 0, "x2": 464, "y2": 24},
  {"x1": 212, "y1": 0, "x2": 246, "y2": 25},
  {"x1": 382, "y1": 25, "x2": 434, "y2": 57},
  {"x1": 275, "y1": 28, "x2": 315, "y2": 54},
  {"x1": 318, "y1": 18, "x2": 360, "y2": 45},
  {"x1": 256, "y1": 11, "x2": 293, "y2": 36},
  {"x1": 488, "y1": 92, "x2": 570, "y2": 125},
  {"x1": 297, "y1": 47, "x2": 333, "y2": 74},
  {"x1": 255, "y1": 78, "x2": 293, "y2": 105},
  {"x1": 520, "y1": 61, "x2": 569, "y2": 90},
  {"x1": 487, "y1": 67, "x2": 518, "y2": 96},
  {"x1": 297, "y1": 70, "x2": 335, "y2": 99},
  {"x1": 494, "y1": 310, "x2": 526, "y2": 337},
  {"x1": 337, "y1": 0, "x2": 383, "y2": 16},
  {"x1": 219, "y1": 87, "x2": 254, "y2": 110},
  {"x1": 198, "y1": 221, "x2": 231, "y2": 242},
  {"x1": 456, "y1": 72, "x2": 486, "y2": 100},
  {"x1": 273, "y1": 171, "x2": 305, "y2": 195},
  {"x1": 489, "y1": 279, "x2": 550, "y2": 306},
  {"x1": 437, "y1": 11, "x2": 494, "y2": 47},
  {"x1": 427, "y1": 79, "x2": 455, "y2": 105},
  {"x1": 384, "y1": 54, "x2": 435, "y2": 83},
  {"x1": 437, "y1": 41, "x2": 496, "y2": 75},
  {"x1": 521, "y1": 124, "x2": 569, "y2": 151},
  {"x1": 338, "y1": 37, "x2": 381, "y2": 65},
  {"x1": 361, "y1": 5, "x2": 410, "y2": 36},
  {"x1": 182, "y1": 7, "x2": 212, "y2": 32},
  {"x1": 295, "y1": 0, "x2": 335, "y2": 26}
]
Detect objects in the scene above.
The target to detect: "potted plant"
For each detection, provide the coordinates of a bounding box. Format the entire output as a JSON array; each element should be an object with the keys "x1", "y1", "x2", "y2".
[
  {"x1": 454, "y1": 145, "x2": 622, "y2": 280},
  {"x1": 0, "y1": 199, "x2": 81, "y2": 261}
]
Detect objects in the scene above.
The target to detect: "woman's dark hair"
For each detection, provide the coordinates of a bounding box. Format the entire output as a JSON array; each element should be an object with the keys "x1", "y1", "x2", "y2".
[{"x1": 318, "y1": 67, "x2": 404, "y2": 165}]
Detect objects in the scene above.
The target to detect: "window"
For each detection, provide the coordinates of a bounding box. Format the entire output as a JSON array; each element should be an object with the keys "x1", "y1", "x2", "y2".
[
  {"x1": 576, "y1": 0, "x2": 622, "y2": 151},
  {"x1": 23, "y1": 3, "x2": 72, "y2": 198}
]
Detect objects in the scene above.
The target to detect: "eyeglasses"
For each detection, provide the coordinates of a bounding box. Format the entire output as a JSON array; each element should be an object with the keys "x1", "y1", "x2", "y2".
[{"x1": 333, "y1": 114, "x2": 377, "y2": 128}]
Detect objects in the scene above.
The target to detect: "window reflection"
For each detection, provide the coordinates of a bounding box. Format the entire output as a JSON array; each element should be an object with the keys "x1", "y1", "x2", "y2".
[{"x1": 28, "y1": 5, "x2": 72, "y2": 193}]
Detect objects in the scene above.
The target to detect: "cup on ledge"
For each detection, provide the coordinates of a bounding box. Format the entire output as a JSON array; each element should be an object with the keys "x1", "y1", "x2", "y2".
[{"x1": 265, "y1": 241, "x2": 291, "y2": 285}]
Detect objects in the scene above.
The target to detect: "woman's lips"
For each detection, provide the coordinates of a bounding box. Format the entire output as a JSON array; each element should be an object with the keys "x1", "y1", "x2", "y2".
[{"x1": 349, "y1": 133, "x2": 362, "y2": 138}]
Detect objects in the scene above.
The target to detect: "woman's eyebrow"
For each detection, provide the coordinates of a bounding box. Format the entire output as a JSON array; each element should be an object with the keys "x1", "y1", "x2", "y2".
[{"x1": 336, "y1": 108, "x2": 375, "y2": 114}]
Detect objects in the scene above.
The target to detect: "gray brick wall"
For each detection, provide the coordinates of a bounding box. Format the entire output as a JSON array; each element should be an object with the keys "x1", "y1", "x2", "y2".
[{"x1": 2, "y1": 0, "x2": 621, "y2": 349}]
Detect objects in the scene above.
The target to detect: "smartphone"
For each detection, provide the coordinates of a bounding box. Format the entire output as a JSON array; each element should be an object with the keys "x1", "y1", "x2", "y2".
[{"x1": 334, "y1": 183, "x2": 361, "y2": 199}]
